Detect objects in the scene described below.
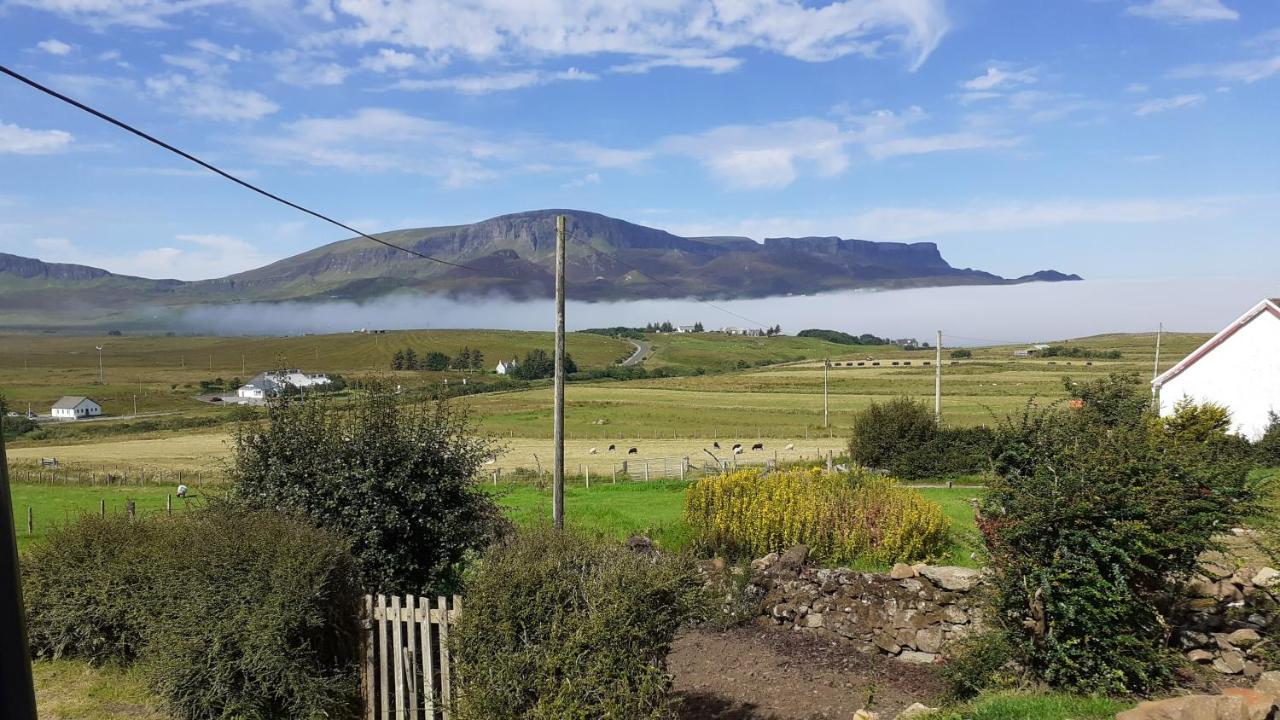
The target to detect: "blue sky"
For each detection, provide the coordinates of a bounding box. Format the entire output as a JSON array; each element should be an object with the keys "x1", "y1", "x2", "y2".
[{"x1": 1, "y1": 0, "x2": 1278, "y2": 288}]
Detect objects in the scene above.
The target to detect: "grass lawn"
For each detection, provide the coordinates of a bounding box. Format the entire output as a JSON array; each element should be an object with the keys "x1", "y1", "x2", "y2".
[
  {"x1": 33, "y1": 660, "x2": 165, "y2": 720},
  {"x1": 932, "y1": 691, "x2": 1132, "y2": 719},
  {"x1": 9, "y1": 484, "x2": 205, "y2": 551}
]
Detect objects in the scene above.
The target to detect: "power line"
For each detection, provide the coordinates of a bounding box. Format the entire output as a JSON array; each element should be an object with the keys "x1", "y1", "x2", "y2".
[{"x1": 0, "y1": 64, "x2": 485, "y2": 274}]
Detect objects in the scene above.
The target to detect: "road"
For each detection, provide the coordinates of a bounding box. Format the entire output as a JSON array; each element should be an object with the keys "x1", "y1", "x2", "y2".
[{"x1": 621, "y1": 340, "x2": 651, "y2": 366}]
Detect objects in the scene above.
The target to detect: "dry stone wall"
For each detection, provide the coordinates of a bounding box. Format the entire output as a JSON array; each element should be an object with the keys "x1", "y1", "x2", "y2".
[
  {"x1": 1172, "y1": 562, "x2": 1280, "y2": 680},
  {"x1": 750, "y1": 546, "x2": 984, "y2": 664}
]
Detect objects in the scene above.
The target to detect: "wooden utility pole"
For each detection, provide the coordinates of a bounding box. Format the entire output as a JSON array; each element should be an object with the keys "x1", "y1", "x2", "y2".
[
  {"x1": 0, "y1": 405, "x2": 39, "y2": 719},
  {"x1": 822, "y1": 358, "x2": 829, "y2": 428},
  {"x1": 553, "y1": 214, "x2": 567, "y2": 530},
  {"x1": 935, "y1": 330, "x2": 942, "y2": 423}
]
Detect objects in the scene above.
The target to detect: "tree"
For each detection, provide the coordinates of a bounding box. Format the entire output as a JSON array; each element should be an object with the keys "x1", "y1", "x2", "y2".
[
  {"x1": 470, "y1": 348, "x2": 485, "y2": 371},
  {"x1": 403, "y1": 348, "x2": 418, "y2": 371},
  {"x1": 693, "y1": 322, "x2": 704, "y2": 333},
  {"x1": 660, "y1": 321, "x2": 675, "y2": 333},
  {"x1": 950, "y1": 349, "x2": 973, "y2": 359},
  {"x1": 391, "y1": 349, "x2": 406, "y2": 371},
  {"x1": 229, "y1": 381, "x2": 505, "y2": 594},
  {"x1": 511, "y1": 350, "x2": 575, "y2": 380},
  {"x1": 454, "y1": 347, "x2": 473, "y2": 371},
  {"x1": 423, "y1": 351, "x2": 450, "y2": 372}
]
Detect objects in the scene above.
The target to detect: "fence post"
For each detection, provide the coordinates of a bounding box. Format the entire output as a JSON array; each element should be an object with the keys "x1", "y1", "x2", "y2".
[
  {"x1": 127, "y1": 499, "x2": 136, "y2": 520},
  {"x1": 680, "y1": 458, "x2": 686, "y2": 482},
  {"x1": 99, "y1": 499, "x2": 105, "y2": 518},
  {"x1": 27, "y1": 507, "x2": 32, "y2": 535},
  {"x1": 363, "y1": 596, "x2": 375, "y2": 720},
  {"x1": 644, "y1": 462, "x2": 649, "y2": 482},
  {"x1": 585, "y1": 465, "x2": 590, "y2": 489},
  {"x1": 166, "y1": 494, "x2": 172, "y2": 515}
]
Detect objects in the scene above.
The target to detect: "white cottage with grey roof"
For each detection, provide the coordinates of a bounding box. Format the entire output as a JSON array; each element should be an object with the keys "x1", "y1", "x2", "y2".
[{"x1": 51, "y1": 396, "x2": 102, "y2": 420}]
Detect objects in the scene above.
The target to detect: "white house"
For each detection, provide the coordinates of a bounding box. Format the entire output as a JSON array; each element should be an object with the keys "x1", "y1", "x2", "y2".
[
  {"x1": 51, "y1": 396, "x2": 102, "y2": 420},
  {"x1": 675, "y1": 325, "x2": 698, "y2": 333},
  {"x1": 495, "y1": 360, "x2": 519, "y2": 375},
  {"x1": 1153, "y1": 298, "x2": 1280, "y2": 441},
  {"x1": 235, "y1": 369, "x2": 331, "y2": 400}
]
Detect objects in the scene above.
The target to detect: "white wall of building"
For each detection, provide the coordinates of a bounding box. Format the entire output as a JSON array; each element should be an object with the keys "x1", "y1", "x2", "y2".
[{"x1": 1159, "y1": 310, "x2": 1280, "y2": 441}]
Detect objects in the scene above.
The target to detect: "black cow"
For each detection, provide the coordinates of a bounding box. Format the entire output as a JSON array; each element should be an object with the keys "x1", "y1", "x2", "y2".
[
  {"x1": 628, "y1": 447, "x2": 638, "y2": 455},
  {"x1": 608, "y1": 444, "x2": 616, "y2": 452},
  {"x1": 752, "y1": 442, "x2": 764, "y2": 451},
  {"x1": 731, "y1": 443, "x2": 742, "y2": 452}
]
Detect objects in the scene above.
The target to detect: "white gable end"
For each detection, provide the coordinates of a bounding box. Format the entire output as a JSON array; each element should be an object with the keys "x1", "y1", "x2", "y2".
[{"x1": 1158, "y1": 305, "x2": 1280, "y2": 441}]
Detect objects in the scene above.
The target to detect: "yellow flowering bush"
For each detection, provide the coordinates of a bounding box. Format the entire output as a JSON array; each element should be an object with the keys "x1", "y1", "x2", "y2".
[{"x1": 684, "y1": 467, "x2": 950, "y2": 566}]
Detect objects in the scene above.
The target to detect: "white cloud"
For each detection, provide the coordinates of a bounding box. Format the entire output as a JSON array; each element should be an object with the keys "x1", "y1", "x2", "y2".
[
  {"x1": 1133, "y1": 93, "x2": 1205, "y2": 115},
  {"x1": 36, "y1": 38, "x2": 74, "y2": 56},
  {"x1": 29, "y1": 233, "x2": 277, "y2": 279},
  {"x1": 361, "y1": 48, "x2": 419, "y2": 72},
  {"x1": 1125, "y1": 82, "x2": 1150, "y2": 93},
  {"x1": 561, "y1": 172, "x2": 601, "y2": 189},
  {"x1": 326, "y1": 0, "x2": 950, "y2": 72},
  {"x1": 12, "y1": 0, "x2": 226, "y2": 28},
  {"x1": 962, "y1": 65, "x2": 1037, "y2": 91},
  {"x1": 610, "y1": 55, "x2": 742, "y2": 74},
  {"x1": 1126, "y1": 0, "x2": 1238, "y2": 23},
  {"x1": 0, "y1": 123, "x2": 74, "y2": 154},
  {"x1": 391, "y1": 67, "x2": 597, "y2": 94},
  {"x1": 867, "y1": 132, "x2": 1021, "y2": 159},
  {"x1": 659, "y1": 119, "x2": 850, "y2": 189},
  {"x1": 1172, "y1": 56, "x2": 1280, "y2": 84},
  {"x1": 146, "y1": 73, "x2": 279, "y2": 121}
]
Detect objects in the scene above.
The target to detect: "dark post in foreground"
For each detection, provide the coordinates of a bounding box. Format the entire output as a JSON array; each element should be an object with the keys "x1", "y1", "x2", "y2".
[
  {"x1": 553, "y1": 214, "x2": 567, "y2": 530},
  {"x1": 0, "y1": 405, "x2": 39, "y2": 718}
]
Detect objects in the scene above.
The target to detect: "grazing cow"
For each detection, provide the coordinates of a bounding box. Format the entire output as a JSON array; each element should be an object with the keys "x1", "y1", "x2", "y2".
[
  {"x1": 628, "y1": 447, "x2": 639, "y2": 455},
  {"x1": 784, "y1": 443, "x2": 795, "y2": 451},
  {"x1": 589, "y1": 447, "x2": 598, "y2": 455},
  {"x1": 713, "y1": 441, "x2": 720, "y2": 449},
  {"x1": 752, "y1": 442, "x2": 764, "y2": 451},
  {"x1": 608, "y1": 444, "x2": 616, "y2": 452},
  {"x1": 732, "y1": 443, "x2": 742, "y2": 453}
]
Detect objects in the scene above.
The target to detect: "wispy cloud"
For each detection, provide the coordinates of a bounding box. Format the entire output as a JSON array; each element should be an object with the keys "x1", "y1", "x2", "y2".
[
  {"x1": 29, "y1": 233, "x2": 278, "y2": 279},
  {"x1": 659, "y1": 119, "x2": 849, "y2": 190},
  {"x1": 391, "y1": 68, "x2": 597, "y2": 94},
  {"x1": 1126, "y1": 0, "x2": 1239, "y2": 23},
  {"x1": 1134, "y1": 93, "x2": 1205, "y2": 115},
  {"x1": 35, "y1": 38, "x2": 74, "y2": 56},
  {"x1": 0, "y1": 123, "x2": 73, "y2": 154},
  {"x1": 962, "y1": 65, "x2": 1038, "y2": 92},
  {"x1": 1172, "y1": 56, "x2": 1280, "y2": 84},
  {"x1": 867, "y1": 132, "x2": 1022, "y2": 159}
]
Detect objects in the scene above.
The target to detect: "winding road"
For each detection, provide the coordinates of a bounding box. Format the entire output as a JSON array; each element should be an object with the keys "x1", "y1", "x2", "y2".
[{"x1": 621, "y1": 340, "x2": 651, "y2": 366}]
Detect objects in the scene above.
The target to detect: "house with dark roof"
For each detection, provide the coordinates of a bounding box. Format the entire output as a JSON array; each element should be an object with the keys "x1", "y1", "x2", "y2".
[
  {"x1": 1153, "y1": 298, "x2": 1280, "y2": 441},
  {"x1": 51, "y1": 396, "x2": 102, "y2": 420}
]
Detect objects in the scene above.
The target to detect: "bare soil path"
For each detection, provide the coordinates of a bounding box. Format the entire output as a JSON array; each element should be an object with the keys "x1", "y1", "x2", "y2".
[{"x1": 669, "y1": 626, "x2": 944, "y2": 719}]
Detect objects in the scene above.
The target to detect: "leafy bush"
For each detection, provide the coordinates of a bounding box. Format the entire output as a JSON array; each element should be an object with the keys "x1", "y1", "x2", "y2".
[
  {"x1": 940, "y1": 631, "x2": 1017, "y2": 701},
  {"x1": 848, "y1": 397, "x2": 994, "y2": 479},
  {"x1": 980, "y1": 373, "x2": 1259, "y2": 694},
  {"x1": 24, "y1": 508, "x2": 363, "y2": 719},
  {"x1": 950, "y1": 348, "x2": 973, "y2": 359},
  {"x1": 797, "y1": 329, "x2": 890, "y2": 345},
  {"x1": 511, "y1": 349, "x2": 577, "y2": 380},
  {"x1": 685, "y1": 467, "x2": 950, "y2": 566},
  {"x1": 230, "y1": 380, "x2": 505, "y2": 595},
  {"x1": 1256, "y1": 411, "x2": 1280, "y2": 467},
  {"x1": 453, "y1": 527, "x2": 700, "y2": 720}
]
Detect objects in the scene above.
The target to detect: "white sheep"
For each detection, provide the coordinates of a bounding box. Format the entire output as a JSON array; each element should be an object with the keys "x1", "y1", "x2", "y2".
[
  {"x1": 176, "y1": 484, "x2": 189, "y2": 498},
  {"x1": 589, "y1": 447, "x2": 598, "y2": 455},
  {"x1": 784, "y1": 443, "x2": 795, "y2": 450}
]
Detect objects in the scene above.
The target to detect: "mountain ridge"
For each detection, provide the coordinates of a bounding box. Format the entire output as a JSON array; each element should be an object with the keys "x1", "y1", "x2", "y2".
[{"x1": 0, "y1": 209, "x2": 1081, "y2": 327}]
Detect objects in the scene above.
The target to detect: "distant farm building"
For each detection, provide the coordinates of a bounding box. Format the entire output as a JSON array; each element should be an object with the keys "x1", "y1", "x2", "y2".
[
  {"x1": 495, "y1": 359, "x2": 519, "y2": 375},
  {"x1": 675, "y1": 325, "x2": 698, "y2": 333},
  {"x1": 236, "y1": 369, "x2": 331, "y2": 400},
  {"x1": 51, "y1": 396, "x2": 102, "y2": 420},
  {"x1": 1153, "y1": 298, "x2": 1280, "y2": 441},
  {"x1": 720, "y1": 326, "x2": 764, "y2": 337}
]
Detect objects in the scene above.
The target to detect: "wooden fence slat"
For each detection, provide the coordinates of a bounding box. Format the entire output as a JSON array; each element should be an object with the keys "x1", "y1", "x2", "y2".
[
  {"x1": 421, "y1": 597, "x2": 436, "y2": 717},
  {"x1": 403, "y1": 595, "x2": 418, "y2": 719},
  {"x1": 438, "y1": 595, "x2": 452, "y2": 720},
  {"x1": 378, "y1": 595, "x2": 390, "y2": 720},
  {"x1": 451, "y1": 595, "x2": 462, "y2": 707},
  {"x1": 392, "y1": 595, "x2": 406, "y2": 720},
  {"x1": 364, "y1": 596, "x2": 375, "y2": 720}
]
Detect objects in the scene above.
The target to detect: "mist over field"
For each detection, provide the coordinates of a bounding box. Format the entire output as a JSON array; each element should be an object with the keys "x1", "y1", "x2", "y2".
[{"x1": 178, "y1": 275, "x2": 1278, "y2": 342}]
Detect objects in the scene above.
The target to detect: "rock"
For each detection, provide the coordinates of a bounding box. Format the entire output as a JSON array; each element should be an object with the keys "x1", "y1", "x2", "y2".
[
  {"x1": 1221, "y1": 688, "x2": 1276, "y2": 720},
  {"x1": 1217, "y1": 582, "x2": 1245, "y2": 603},
  {"x1": 897, "y1": 651, "x2": 939, "y2": 664},
  {"x1": 890, "y1": 563, "x2": 917, "y2": 579},
  {"x1": 1254, "y1": 670, "x2": 1280, "y2": 697},
  {"x1": 1188, "y1": 576, "x2": 1220, "y2": 598},
  {"x1": 802, "y1": 613, "x2": 825, "y2": 628},
  {"x1": 625, "y1": 535, "x2": 656, "y2": 555},
  {"x1": 1187, "y1": 649, "x2": 1215, "y2": 663},
  {"x1": 1178, "y1": 630, "x2": 1212, "y2": 649},
  {"x1": 915, "y1": 627, "x2": 944, "y2": 654},
  {"x1": 1214, "y1": 650, "x2": 1247, "y2": 675},
  {"x1": 895, "y1": 703, "x2": 937, "y2": 719},
  {"x1": 943, "y1": 605, "x2": 970, "y2": 624},
  {"x1": 751, "y1": 552, "x2": 779, "y2": 571},
  {"x1": 1116, "y1": 694, "x2": 1246, "y2": 720},
  {"x1": 1253, "y1": 567, "x2": 1280, "y2": 588},
  {"x1": 1228, "y1": 629, "x2": 1263, "y2": 648},
  {"x1": 776, "y1": 545, "x2": 809, "y2": 572},
  {"x1": 852, "y1": 711, "x2": 880, "y2": 720},
  {"x1": 1244, "y1": 662, "x2": 1263, "y2": 680},
  {"x1": 918, "y1": 566, "x2": 982, "y2": 592},
  {"x1": 709, "y1": 557, "x2": 726, "y2": 572},
  {"x1": 1203, "y1": 562, "x2": 1236, "y2": 580}
]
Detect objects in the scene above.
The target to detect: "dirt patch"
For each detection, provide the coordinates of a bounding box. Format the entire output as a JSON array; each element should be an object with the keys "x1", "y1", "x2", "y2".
[{"x1": 669, "y1": 625, "x2": 945, "y2": 719}]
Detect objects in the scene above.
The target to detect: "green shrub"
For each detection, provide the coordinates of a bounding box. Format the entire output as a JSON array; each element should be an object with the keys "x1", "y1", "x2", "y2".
[
  {"x1": 940, "y1": 631, "x2": 1017, "y2": 701},
  {"x1": 685, "y1": 467, "x2": 951, "y2": 565},
  {"x1": 981, "y1": 374, "x2": 1259, "y2": 694},
  {"x1": 848, "y1": 397, "x2": 993, "y2": 479},
  {"x1": 950, "y1": 348, "x2": 973, "y2": 359},
  {"x1": 453, "y1": 527, "x2": 700, "y2": 720},
  {"x1": 1256, "y1": 412, "x2": 1280, "y2": 467},
  {"x1": 230, "y1": 381, "x2": 505, "y2": 595},
  {"x1": 23, "y1": 508, "x2": 363, "y2": 719}
]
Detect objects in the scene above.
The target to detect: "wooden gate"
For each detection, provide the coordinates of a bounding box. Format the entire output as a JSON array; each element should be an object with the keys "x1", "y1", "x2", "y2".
[{"x1": 363, "y1": 594, "x2": 461, "y2": 720}]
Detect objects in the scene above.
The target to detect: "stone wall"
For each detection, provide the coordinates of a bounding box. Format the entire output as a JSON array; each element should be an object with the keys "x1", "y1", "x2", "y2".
[
  {"x1": 750, "y1": 546, "x2": 983, "y2": 664},
  {"x1": 1172, "y1": 562, "x2": 1280, "y2": 679}
]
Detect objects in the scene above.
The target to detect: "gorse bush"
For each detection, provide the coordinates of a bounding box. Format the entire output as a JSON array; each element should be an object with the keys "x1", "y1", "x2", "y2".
[
  {"x1": 453, "y1": 527, "x2": 700, "y2": 720},
  {"x1": 230, "y1": 380, "x2": 505, "y2": 595},
  {"x1": 23, "y1": 508, "x2": 363, "y2": 720},
  {"x1": 685, "y1": 467, "x2": 951, "y2": 566},
  {"x1": 980, "y1": 373, "x2": 1259, "y2": 694},
  {"x1": 847, "y1": 397, "x2": 994, "y2": 479}
]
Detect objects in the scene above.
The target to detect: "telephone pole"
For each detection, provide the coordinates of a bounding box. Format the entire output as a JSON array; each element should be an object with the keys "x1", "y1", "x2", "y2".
[
  {"x1": 553, "y1": 214, "x2": 567, "y2": 530},
  {"x1": 935, "y1": 330, "x2": 942, "y2": 423},
  {"x1": 0, "y1": 406, "x2": 40, "y2": 720},
  {"x1": 822, "y1": 358, "x2": 829, "y2": 428},
  {"x1": 96, "y1": 344, "x2": 104, "y2": 384}
]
